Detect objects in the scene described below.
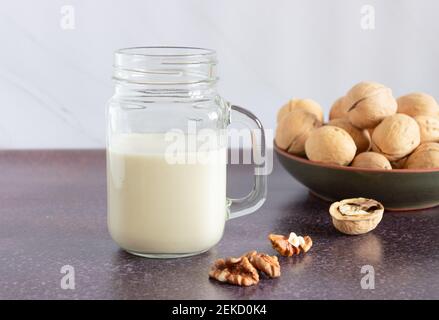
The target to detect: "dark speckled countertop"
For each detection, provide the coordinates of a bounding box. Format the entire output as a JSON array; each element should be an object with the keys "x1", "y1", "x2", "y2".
[{"x1": 0, "y1": 150, "x2": 438, "y2": 299}]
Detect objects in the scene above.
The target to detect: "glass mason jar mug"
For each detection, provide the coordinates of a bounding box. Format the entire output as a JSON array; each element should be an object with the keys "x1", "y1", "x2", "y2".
[{"x1": 107, "y1": 47, "x2": 267, "y2": 258}]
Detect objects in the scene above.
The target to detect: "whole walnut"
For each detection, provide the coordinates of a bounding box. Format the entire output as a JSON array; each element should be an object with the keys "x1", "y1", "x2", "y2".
[
  {"x1": 390, "y1": 157, "x2": 408, "y2": 169},
  {"x1": 372, "y1": 114, "x2": 420, "y2": 161},
  {"x1": 275, "y1": 109, "x2": 322, "y2": 155},
  {"x1": 328, "y1": 118, "x2": 371, "y2": 154},
  {"x1": 277, "y1": 98, "x2": 324, "y2": 123},
  {"x1": 405, "y1": 142, "x2": 439, "y2": 169},
  {"x1": 329, "y1": 96, "x2": 349, "y2": 120},
  {"x1": 397, "y1": 93, "x2": 439, "y2": 118},
  {"x1": 413, "y1": 115, "x2": 439, "y2": 143},
  {"x1": 351, "y1": 152, "x2": 392, "y2": 170},
  {"x1": 345, "y1": 81, "x2": 397, "y2": 129},
  {"x1": 305, "y1": 126, "x2": 357, "y2": 166}
]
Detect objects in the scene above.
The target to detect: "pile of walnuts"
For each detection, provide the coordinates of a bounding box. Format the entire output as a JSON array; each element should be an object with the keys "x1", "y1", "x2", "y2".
[
  {"x1": 275, "y1": 81, "x2": 439, "y2": 169},
  {"x1": 209, "y1": 233, "x2": 312, "y2": 287}
]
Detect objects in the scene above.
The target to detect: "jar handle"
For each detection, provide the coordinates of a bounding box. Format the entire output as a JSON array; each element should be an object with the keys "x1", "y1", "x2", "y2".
[{"x1": 227, "y1": 104, "x2": 268, "y2": 219}]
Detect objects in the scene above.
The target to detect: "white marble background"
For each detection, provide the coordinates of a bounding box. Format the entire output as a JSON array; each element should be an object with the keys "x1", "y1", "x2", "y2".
[{"x1": 1, "y1": 0, "x2": 438, "y2": 148}]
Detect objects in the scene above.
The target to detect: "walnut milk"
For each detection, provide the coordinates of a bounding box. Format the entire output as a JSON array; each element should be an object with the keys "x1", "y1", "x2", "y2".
[{"x1": 107, "y1": 47, "x2": 267, "y2": 258}]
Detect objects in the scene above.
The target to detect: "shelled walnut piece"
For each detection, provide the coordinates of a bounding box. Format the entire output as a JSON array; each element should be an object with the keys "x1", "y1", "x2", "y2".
[
  {"x1": 268, "y1": 232, "x2": 313, "y2": 257},
  {"x1": 246, "y1": 251, "x2": 281, "y2": 278},
  {"x1": 209, "y1": 256, "x2": 259, "y2": 287},
  {"x1": 209, "y1": 251, "x2": 280, "y2": 286}
]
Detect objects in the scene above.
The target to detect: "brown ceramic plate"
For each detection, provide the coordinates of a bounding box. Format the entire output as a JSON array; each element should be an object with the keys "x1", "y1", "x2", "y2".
[{"x1": 275, "y1": 143, "x2": 439, "y2": 211}]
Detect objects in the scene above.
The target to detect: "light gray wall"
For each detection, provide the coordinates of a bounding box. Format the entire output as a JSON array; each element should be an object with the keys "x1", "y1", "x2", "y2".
[{"x1": 1, "y1": 0, "x2": 438, "y2": 148}]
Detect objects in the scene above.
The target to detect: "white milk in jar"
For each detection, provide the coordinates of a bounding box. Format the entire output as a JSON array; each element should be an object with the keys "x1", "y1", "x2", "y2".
[{"x1": 107, "y1": 133, "x2": 227, "y2": 255}]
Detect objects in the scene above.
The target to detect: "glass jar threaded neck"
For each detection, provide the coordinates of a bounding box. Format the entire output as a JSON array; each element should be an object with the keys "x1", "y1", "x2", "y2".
[{"x1": 113, "y1": 46, "x2": 218, "y2": 86}]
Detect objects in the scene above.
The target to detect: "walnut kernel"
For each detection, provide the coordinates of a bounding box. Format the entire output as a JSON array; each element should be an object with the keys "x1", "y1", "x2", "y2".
[
  {"x1": 268, "y1": 233, "x2": 313, "y2": 257},
  {"x1": 246, "y1": 251, "x2": 280, "y2": 278},
  {"x1": 209, "y1": 256, "x2": 259, "y2": 286}
]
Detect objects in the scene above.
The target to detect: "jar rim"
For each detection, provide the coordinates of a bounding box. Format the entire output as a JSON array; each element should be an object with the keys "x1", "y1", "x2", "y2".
[
  {"x1": 115, "y1": 46, "x2": 216, "y2": 58},
  {"x1": 113, "y1": 46, "x2": 218, "y2": 86}
]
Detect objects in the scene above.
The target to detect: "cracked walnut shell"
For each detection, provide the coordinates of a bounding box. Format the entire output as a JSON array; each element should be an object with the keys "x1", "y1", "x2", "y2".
[
  {"x1": 371, "y1": 113, "x2": 421, "y2": 161},
  {"x1": 275, "y1": 109, "x2": 322, "y2": 155},
  {"x1": 329, "y1": 198, "x2": 384, "y2": 235},
  {"x1": 405, "y1": 142, "x2": 439, "y2": 169},
  {"x1": 305, "y1": 125, "x2": 357, "y2": 166},
  {"x1": 397, "y1": 92, "x2": 439, "y2": 118},
  {"x1": 277, "y1": 98, "x2": 324, "y2": 123},
  {"x1": 268, "y1": 233, "x2": 313, "y2": 257},
  {"x1": 345, "y1": 81, "x2": 397, "y2": 129},
  {"x1": 209, "y1": 256, "x2": 259, "y2": 286}
]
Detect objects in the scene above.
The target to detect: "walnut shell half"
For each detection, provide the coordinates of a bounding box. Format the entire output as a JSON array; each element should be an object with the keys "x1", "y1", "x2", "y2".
[{"x1": 329, "y1": 198, "x2": 384, "y2": 235}]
